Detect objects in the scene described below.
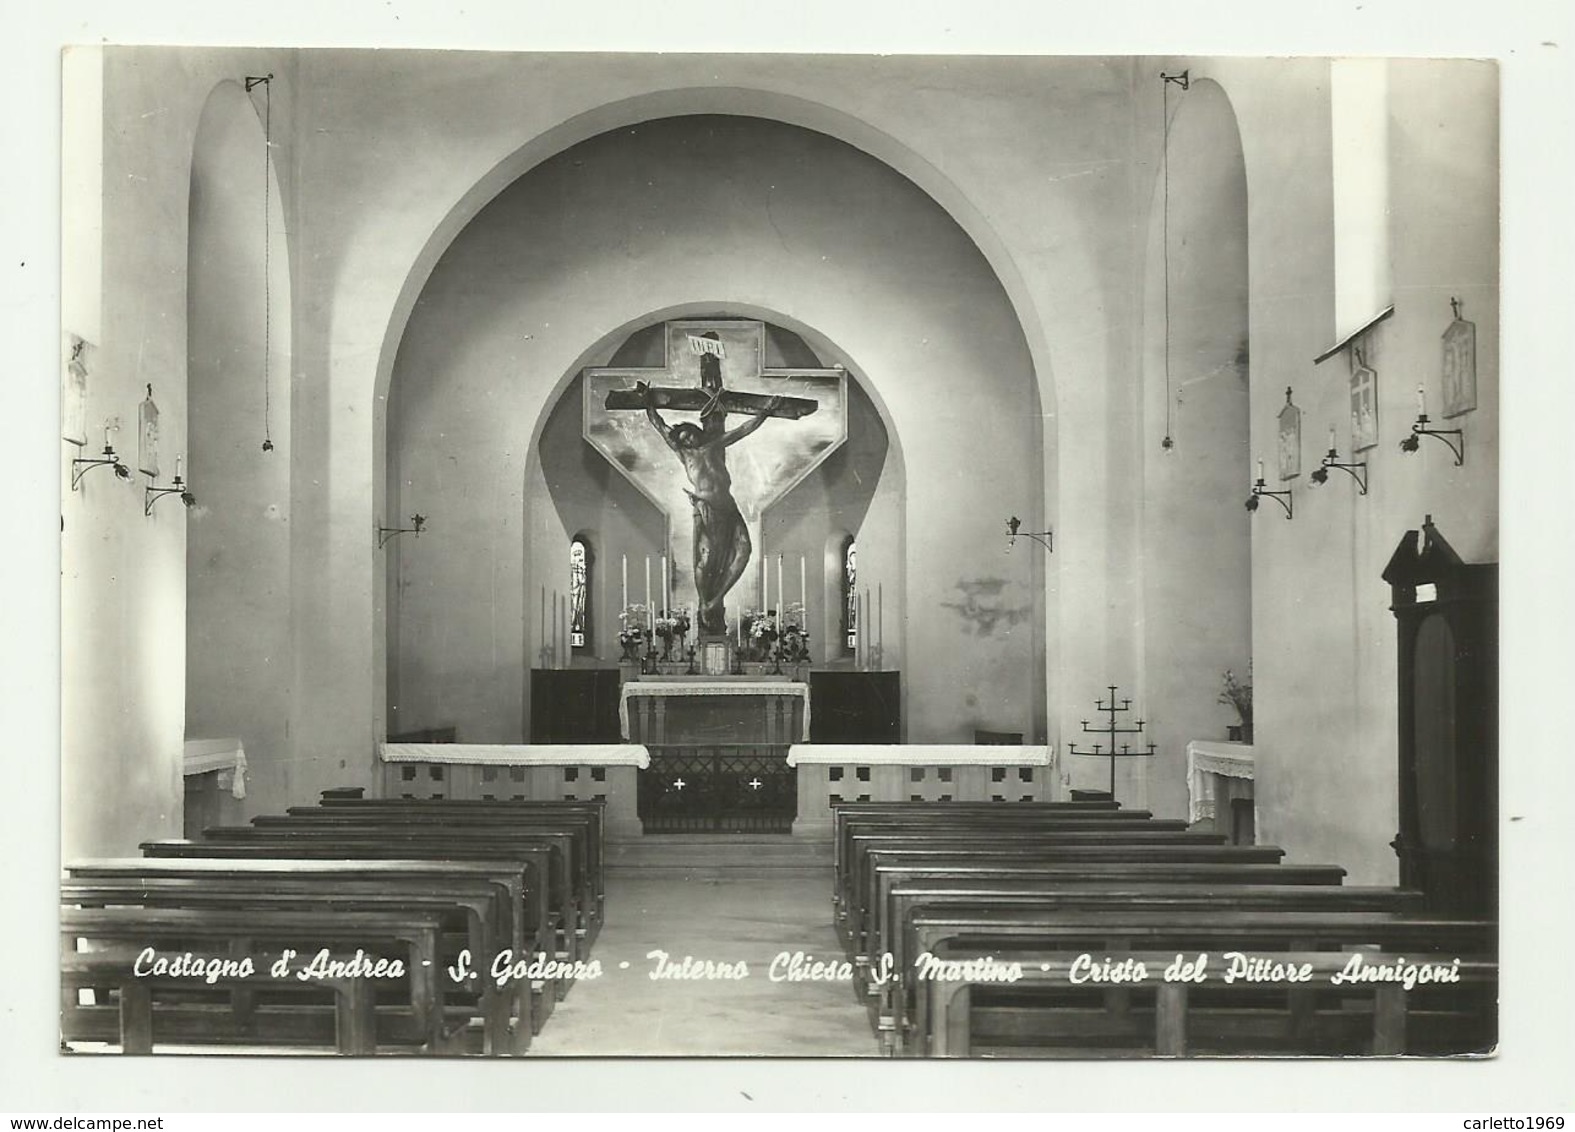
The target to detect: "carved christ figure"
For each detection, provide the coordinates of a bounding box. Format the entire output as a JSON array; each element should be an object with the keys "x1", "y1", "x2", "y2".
[{"x1": 638, "y1": 346, "x2": 784, "y2": 636}]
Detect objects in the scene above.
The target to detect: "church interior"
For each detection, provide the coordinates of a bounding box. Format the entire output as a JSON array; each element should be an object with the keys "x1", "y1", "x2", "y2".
[{"x1": 55, "y1": 48, "x2": 1504, "y2": 1061}]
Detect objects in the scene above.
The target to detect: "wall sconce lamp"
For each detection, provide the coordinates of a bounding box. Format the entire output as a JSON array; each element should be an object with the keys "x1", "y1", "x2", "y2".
[
  {"x1": 145, "y1": 457, "x2": 195, "y2": 515},
  {"x1": 378, "y1": 514, "x2": 426, "y2": 548},
  {"x1": 1245, "y1": 460, "x2": 1292, "y2": 519},
  {"x1": 1006, "y1": 516, "x2": 1054, "y2": 553},
  {"x1": 1401, "y1": 386, "x2": 1465, "y2": 466},
  {"x1": 1311, "y1": 430, "x2": 1369, "y2": 495},
  {"x1": 71, "y1": 425, "x2": 131, "y2": 491}
]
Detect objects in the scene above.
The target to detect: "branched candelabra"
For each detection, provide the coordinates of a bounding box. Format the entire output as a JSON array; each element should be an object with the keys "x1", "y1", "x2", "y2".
[{"x1": 1067, "y1": 685, "x2": 1157, "y2": 802}]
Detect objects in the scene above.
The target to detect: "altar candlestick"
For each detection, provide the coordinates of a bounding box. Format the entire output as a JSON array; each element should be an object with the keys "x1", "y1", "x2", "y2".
[
  {"x1": 661, "y1": 554, "x2": 668, "y2": 618},
  {"x1": 777, "y1": 555, "x2": 784, "y2": 632},
  {"x1": 644, "y1": 556, "x2": 651, "y2": 617},
  {"x1": 800, "y1": 556, "x2": 806, "y2": 626},
  {"x1": 622, "y1": 554, "x2": 628, "y2": 612}
]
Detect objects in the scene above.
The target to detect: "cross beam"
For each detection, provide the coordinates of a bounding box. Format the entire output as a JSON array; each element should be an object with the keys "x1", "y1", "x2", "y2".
[{"x1": 603, "y1": 386, "x2": 818, "y2": 420}]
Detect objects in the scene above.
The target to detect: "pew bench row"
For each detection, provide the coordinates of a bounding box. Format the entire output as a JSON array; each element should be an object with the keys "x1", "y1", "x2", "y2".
[
  {"x1": 62, "y1": 797, "x2": 607, "y2": 1057},
  {"x1": 827, "y1": 801, "x2": 1497, "y2": 1058}
]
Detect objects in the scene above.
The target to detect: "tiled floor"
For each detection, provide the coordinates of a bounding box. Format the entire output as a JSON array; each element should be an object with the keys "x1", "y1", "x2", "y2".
[{"x1": 528, "y1": 868, "x2": 879, "y2": 1057}]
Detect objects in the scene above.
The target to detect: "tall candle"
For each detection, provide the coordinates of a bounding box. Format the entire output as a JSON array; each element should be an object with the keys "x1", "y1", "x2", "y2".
[
  {"x1": 1256, "y1": 457, "x2": 1264, "y2": 482},
  {"x1": 644, "y1": 556, "x2": 651, "y2": 617},
  {"x1": 1327, "y1": 425, "x2": 1336, "y2": 453},
  {"x1": 175, "y1": 454, "x2": 183, "y2": 482},
  {"x1": 661, "y1": 554, "x2": 668, "y2": 617},
  {"x1": 800, "y1": 556, "x2": 806, "y2": 624},
  {"x1": 777, "y1": 555, "x2": 784, "y2": 631},
  {"x1": 1416, "y1": 384, "x2": 1426, "y2": 416},
  {"x1": 622, "y1": 554, "x2": 628, "y2": 612}
]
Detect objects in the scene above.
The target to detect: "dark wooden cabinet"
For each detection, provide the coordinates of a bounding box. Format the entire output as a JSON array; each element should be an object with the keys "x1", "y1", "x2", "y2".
[
  {"x1": 1382, "y1": 517, "x2": 1497, "y2": 919},
  {"x1": 808, "y1": 670, "x2": 901, "y2": 743},
  {"x1": 529, "y1": 669, "x2": 622, "y2": 742}
]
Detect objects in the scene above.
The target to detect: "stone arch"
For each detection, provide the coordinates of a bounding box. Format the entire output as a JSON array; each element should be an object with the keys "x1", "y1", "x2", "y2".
[{"x1": 378, "y1": 103, "x2": 1050, "y2": 744}]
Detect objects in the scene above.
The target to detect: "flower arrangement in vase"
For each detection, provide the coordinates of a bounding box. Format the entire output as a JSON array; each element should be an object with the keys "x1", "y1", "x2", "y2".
[
  {"x1": 653, "y1": 608, "x2": 691, "y2": 661},
  {"x1": 740, "y1": 609, "x2": 778, "y2": 664},
  {"x1": 1219, "y1": 664, "x2": 1253, "y2": 743},
  {"x1": 618, "y1": 604, "x2": 650, "y2": 663}
]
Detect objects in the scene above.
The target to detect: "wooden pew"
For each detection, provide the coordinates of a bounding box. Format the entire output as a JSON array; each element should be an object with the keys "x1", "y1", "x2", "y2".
[
  {"x1": 61, "y1": 906, "x2": 445, "y2": 1055},
  {"x1": 143, "y1": 835, "x2": 568, "y2": 973},
  {"x1": 264, "y1": 806, "x2": 606, "y2": 931},
  {"x1": 193, "y1": 823, "x2": 590, "y2": 959},
  {"x1": 924, "y1": 946, "x2": 1497, "y2": 1057},
  {"x1": 288, "y1": 798, "x2": 606, "y2": 880},
  {"x1": 879, "y1": 884, "x2": 1423, "y2": 1053},
  {"x1": 61, "y1": 875, "x2": 517, "y2": 1055},
  {"x1": 844, "y1": 842, "x2": 1293, "y2": 964},
  {"x1": 830, "y1": 804, "x2": 1155, "y2": 893},
  {"x1": 83, "y1": 856, "x2": 547, "y2": 1047},
  {"x1": 837, "y1": 825, "x2": 1236, "y2": 932},
  {"x1": 908, "y1": 909, "x2": 1494, "y2": 1056}
]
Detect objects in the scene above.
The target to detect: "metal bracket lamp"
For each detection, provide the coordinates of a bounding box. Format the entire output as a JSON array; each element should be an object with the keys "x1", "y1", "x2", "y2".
[
  {"x1": 1245, "y1": 465, "x2": 1293, "y2": 520},
  {"x1": 71, "y1": 430, "x2": 131, "y2": 491},
  {"x1": 378, "y1": 513, "x2": 426, "y2": 548},
  {"x1": 1006, "y1": 516, "x2": 1053, "y2": 553},
  {"x1": 145, "y1": 475, "x2": 196, "y2": 515},
  {"x1": 1401, "y1": 412, "x2": 1465, "y2": 466},
  {"x1": 1311, "y1": 442, "x2": 1369, "y2": 495}
]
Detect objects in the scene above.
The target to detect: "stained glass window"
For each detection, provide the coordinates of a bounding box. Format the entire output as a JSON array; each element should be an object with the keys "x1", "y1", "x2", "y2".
[
  {"x1": 570, "y1": 538, "x2": 589, "y2": 649},
  {"x1": 843, "y1": 538, "x2": 857, "y2": 654}
]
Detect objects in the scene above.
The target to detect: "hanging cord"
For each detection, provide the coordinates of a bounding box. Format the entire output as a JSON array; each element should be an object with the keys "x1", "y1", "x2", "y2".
[
  {"x1": 1159, "y1": 70, "x2": 1189, "y2": 452},
  {"x1": 247, "y1": 73, "x2": 276, "y2": 452},
  {"x1": 1161, "y1": 74, "x2": 1173, "y2": 450}
]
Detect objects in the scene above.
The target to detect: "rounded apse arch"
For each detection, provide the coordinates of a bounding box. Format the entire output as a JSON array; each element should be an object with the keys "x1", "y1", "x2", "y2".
[
  {"x1": 368, "y1": 86, "x2": 1057, "y2": 432},
  {"x1": 381, "y1": 107, "x2": 1050, "y2": 744}
]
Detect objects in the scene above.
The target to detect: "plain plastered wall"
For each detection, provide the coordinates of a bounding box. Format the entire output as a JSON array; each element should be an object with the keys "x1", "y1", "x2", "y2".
[{"x1": 1203, "y1": 57, "x2": 1499, "y2": 881}]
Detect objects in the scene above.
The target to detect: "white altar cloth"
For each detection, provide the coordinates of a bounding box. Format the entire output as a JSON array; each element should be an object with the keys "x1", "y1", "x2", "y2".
[
  {"x1": 1185, "y1": 739, "x2": 1255, "y2": 823},
  {"x1": 183, "y1": 737, "x2": 248, "y2": 799},
  {"x1": 380, "y1": 743, "x2": 650, "y2": 768},
  {"x1": 787, "y1": 744, "x2": 1052, "y2": 767}
]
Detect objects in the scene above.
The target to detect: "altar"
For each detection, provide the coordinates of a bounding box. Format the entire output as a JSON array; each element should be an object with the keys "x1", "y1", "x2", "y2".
[
  {"x1": 618, "y1": 677, "x2": 808, "y2": 833},
  {"x1": 619, "y1": 677, "x2": 810, "y2": 745}
]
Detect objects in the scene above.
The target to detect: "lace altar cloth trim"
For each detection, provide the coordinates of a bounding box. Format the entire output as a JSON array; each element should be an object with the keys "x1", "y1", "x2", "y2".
[{"x1": 1186, "y1": 740, "x2": 1256, "y2": 823}]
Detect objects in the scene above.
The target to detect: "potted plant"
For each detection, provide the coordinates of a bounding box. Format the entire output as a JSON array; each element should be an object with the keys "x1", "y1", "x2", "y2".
[{"x1": 1219, "y1": 665, "x2": 1253, "y2": 743}]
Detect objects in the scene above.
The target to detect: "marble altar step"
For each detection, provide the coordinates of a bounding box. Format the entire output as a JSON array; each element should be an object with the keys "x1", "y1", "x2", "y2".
[{"x1": 606, "y1": 834, "x2": 831, "y2": 877}]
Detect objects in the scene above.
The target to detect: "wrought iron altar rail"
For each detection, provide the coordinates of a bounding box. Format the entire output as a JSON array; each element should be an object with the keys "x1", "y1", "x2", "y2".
[{"x1": 638, "y1": 743, "x2": 796, "y2": 834}]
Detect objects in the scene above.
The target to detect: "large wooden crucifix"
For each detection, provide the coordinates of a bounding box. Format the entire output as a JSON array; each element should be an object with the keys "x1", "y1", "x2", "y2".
[{"x1": 583, "y1": 320, "x2": 847, "y2": 639}]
